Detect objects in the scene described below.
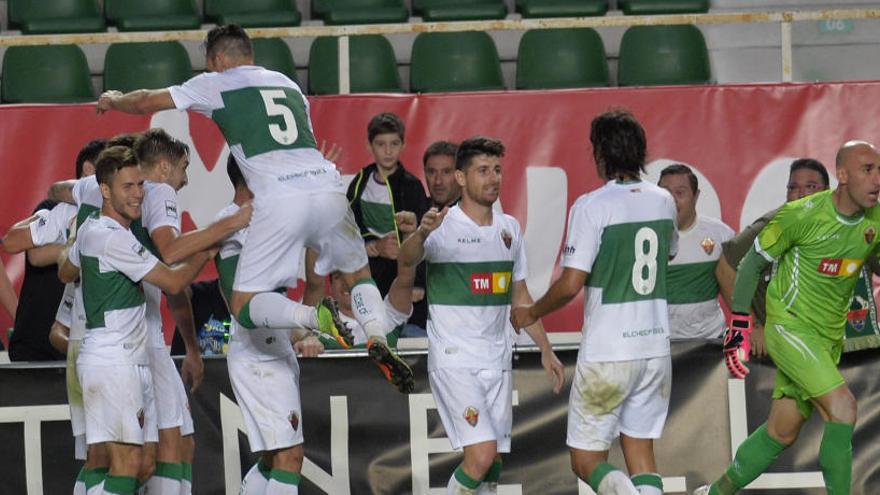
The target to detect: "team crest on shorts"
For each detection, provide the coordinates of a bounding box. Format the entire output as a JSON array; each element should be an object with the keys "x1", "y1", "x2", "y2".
[
  {"x1": 701, "y1": 237, "x2": 715, "y2": 255},
  {"x1": 501, "y1": 230, "x2": 512, "y2": 250},
  {"x1": 463, "y1": 407, "x2": 479, "y2": 427},
  {"x1": 136, "y1": 408, "x2": 145, "y2": 429},
  {"x1": 288, "y1": 411, "x2": 299, "y2": 431},
  {"x1": 865, "y1": 226, "x2": 876, "y2": 244}
]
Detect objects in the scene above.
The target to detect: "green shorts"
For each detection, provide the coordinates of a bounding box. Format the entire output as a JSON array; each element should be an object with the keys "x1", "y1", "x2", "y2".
[{"x1": 764, "y1": 321, "x2": 845, "y2": 418}]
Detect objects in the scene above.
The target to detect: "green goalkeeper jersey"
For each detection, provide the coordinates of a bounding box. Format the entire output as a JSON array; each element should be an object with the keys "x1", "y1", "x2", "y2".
[{"x1": 756, "y1": 190, "x2": 880, "y2": 341}]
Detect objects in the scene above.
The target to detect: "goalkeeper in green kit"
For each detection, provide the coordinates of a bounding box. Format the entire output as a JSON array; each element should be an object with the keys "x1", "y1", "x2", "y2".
[{"x1": 696, "y1": 141, "x2": 880, "y2": 495}]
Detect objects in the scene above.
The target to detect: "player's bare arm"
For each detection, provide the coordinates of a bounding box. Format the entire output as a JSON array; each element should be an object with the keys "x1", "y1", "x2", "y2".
[
  {"x1": 291, "y1": 329, "x2": 325, "y2": 358},
  {"x1": 166, "y1": 290, "x2": 204, "y2": 391},
  {"x1": 2, "y1": 213, "x2": 41, "y2": 253},
  {"x1": 57, "y1": 253, "x2": 79, "y2": 284},
  {"x1": 510, "y1": 267, "x2": 588, "y2": 330},
  {"x1": 27, "y1": 244, "x2": 65, "y2": 267},
  {"x1": 47, "y1": 179, "x2": 77, "y2": 204},
  {"x1": 511, "y1": 280, "x2": 565, "y2": 394},
  {"x1": 399, "y1": 206, "x2": 448, "y2": 267},
  {"x1": 141, "y1": 250, "x2": 214, "y2": 296},
  {"x1": 150, "y1": 203, "x2": 252, "y2": 265},
  {"x1": 48, "y1": 320, "x2": 70, "y2": 355},
  {"x1": 96, "y1": 89, "x2": 176, "y2": 115}
]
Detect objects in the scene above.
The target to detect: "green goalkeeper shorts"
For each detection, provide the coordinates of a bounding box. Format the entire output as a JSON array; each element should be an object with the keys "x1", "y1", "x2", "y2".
[{"x1": 764, "y1": 321, "x2": 845, "y2": 418}]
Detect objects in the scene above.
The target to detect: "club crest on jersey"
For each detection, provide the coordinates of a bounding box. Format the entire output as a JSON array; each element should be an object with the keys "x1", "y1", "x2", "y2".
[
  {"x1": 817, "y1": 258, "x2": 862, "y2": 277},
  {"x1": 501, "y1": 229, "x2": 512, "y2": 250},
  {"x1": 463, "y1": 407, "x2": 479, "y2": 427},
  {"x1": 288, "y1": 411, "x2": 299, "y2": 431},
  {"x1": 865, "y1": 226, "x2": 876, "y2": 244},
  {"x1": 471, "y1": 272, "x2": 512, "y2": 294},
  {"x1": 700, "y1": 237, "x2": 716, "y2": 255},
  {"x1": 136, "y1": 408, "x2": 145, "y2": 429}
]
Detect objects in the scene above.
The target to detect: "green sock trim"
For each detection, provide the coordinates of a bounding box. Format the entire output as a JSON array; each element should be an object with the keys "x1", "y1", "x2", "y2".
[
  {"x1": 83, "y1": 468, "x2": 109, "y2": 490},
  {"x1": 238, "y1": 300, "x2": 257, "y2": 329},
  {"x1": 725, "y1": 423, "x2": 788, "y2": 488},
  {"x1": 269, "y1": 468, "x2": 301, "y2": 486},
  {"x1": 103, "y1": 474, "x2": 137, "y2": 494},
  {"x1": 588, "y1": 463, "x2": 618, "y2": 492},
  {"x1": 181, "y1": 462, "x2": 192, "y2": 482},
  {"x1": 820, "y1": 422, "x2": 854, "y2": 494},
  {"x1": 483, "y1": 459, "x2": 502, "y2": 483},
  {"x1": 154, "y1": 462, "x2": 183, "y2": 480},
  {"x1": 351, "y1": 277, "x2": 377, "y2": 288},
  {"x1": 257, "y1": 460, "x2": 272, "y2": 480},
  {"x1": 454, "y1": 465, "x2": 482, "y2": 489},
  {"x1": 631, "y1": 473, "x2": 663, "y2": 489}
]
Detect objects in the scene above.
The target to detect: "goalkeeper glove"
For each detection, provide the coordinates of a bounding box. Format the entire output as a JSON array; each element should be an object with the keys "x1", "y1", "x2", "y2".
[{"x1": 724, "y1": 312, "x2": 752, "y2": 379}]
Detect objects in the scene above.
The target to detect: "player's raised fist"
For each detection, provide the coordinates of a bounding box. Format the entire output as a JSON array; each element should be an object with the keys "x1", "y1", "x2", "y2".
[
  {"x1": 395, "y1": 211, "x2": 417, "y2": 235},
  {"x1": 419, "y1": 206, "x2": 449, "y2": 234},
  {"x1": 96, "y1": 90, "x2": 122, "y2": 114}
]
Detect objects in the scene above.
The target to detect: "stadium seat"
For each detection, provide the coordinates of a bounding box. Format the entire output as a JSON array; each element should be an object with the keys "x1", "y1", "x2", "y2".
[
  {"x1": 516, "y1": 28, "x2": 608, "y2": 89},
  {"x1": 410, "y1": 32, "x2": 504, "y2": 93},
  {"x1": 617, "y1": 25, "x2": 711, "y2": 86},
  {"x1": 104, "y1": 42, "x2": 192, "y2": 93},
  {"x1": 313, "y1": 0, "x2": 409, "y2": 25},
  {"x1": 619, "y1": 0, "x2": 709, "y2": 15},
  {"x1": 308, "y1": 36, "x2": 402, "y2": 95},
  {"x1": 7, "y1": 0, "x2": 106, "y2": 34},
  {"x1": 252, "y1": 38, "x2": 299, "y2": 84},
  {"x1": 204, "y1": 0, "x2": 302, "y2": 28},
  {"x1": 1, "y1": 45, "x2": 94, "y2": 103},
  {"x1": 412, "y1": 0, "x2": 507, "y2": 22},
  {"x1": 516, "y1": 0, "x2": 608, "y2": 18},
  {"x1": 104, "y1": 0, "x2": 201, "y2": 32}
]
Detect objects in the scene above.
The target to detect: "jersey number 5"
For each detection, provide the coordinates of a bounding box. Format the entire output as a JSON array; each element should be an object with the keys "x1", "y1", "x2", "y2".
[
  {"x1": 632, "y1": 227, "x2": 658, "y2": 295},
  {"x1": 260, "y1": 89, "x2": 299, "y2": 145}
]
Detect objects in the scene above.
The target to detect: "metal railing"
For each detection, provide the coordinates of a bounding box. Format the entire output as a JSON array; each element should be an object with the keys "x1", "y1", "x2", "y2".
[{"x1": 1, "y1": 8, "x2": 878, "y2": 92}]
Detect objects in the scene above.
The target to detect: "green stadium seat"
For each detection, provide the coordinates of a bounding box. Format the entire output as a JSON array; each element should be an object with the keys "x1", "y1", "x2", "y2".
[
  {"x1": 308, "y1": 35, "x2": 402, "y2": 95},
  {"x1": 313, "y1": 0, "x2": 409, "y2": 25},
  {"x1": 205, "y1": 0, "x2": 301, "y2": 28},
  {"x1": 516, "y1": 28, "x2": 608, "y2": 89},
  {"x1": 104, "y1": 42, "x2": 192, "y2": 93},
  {"x1": 413, "y1": 0, "x2": 507, "y2": 22},
  {"x1": 8, "y1": 0, "x2": 105, "y2": 34},
  {"x1": 1, "y1": 45, "x2": 94, "y2": 103},
  {"x1": 104, "y1": 0, "x2": 201, "y2": 32},
  {"x1": 516, "y1": 0, "x2": 608, "y2": 18},
  {"x1": 618, "y1": 0, "x2": 708, "y2": 15},
  {"x1": 617, "y1": 25, "x2": 711, "y2": 86},
  {"x1": 252, "y1": 38, "x2": 299, "y2": 84},
  {"x1": 410, "y1": 32, "x2": 504, "y2": 93}
]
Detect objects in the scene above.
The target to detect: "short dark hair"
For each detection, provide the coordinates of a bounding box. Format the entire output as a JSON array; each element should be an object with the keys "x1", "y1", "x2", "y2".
[
  {"x1": 367, "y1": 112, "x2": 405, "y2": 143},
  {"x1": 107, "y1": 132, "x2": 141, "y2": 150},
  {"x1": 205, "y1": 24, "x2": 253, "y2": 60},
  {"x1": 456, "y1": 136, "x2": 505, "y2": 171},
  {"x1": 75, "y1": 139, "x2": 108, "y2": 179},
  {"x1": 423, "y1": 141, "x2": 458, "y2": 167},
  {"x1": 659, "y1": 163, "x2": 698, "y2": 193},
  {"x1": 590, "y1": 108, "x2": 647, "y2": 178},
  {"x1": 96, "y1": 146, "x2": 139, "y2": 186},
  {"x1": 789, "y1": 158, "x2": 829, "y2": 187},
  {"x1": 227, "y1": 154, "x2": 247, "y2": 189},
  {"x1": 134, "y1": 128, "x2": 189, "y2": 170}
]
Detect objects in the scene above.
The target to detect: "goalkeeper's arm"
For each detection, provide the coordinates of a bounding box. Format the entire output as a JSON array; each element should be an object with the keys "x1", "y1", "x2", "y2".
[{"x1": 731, "y1": 246, "x2": 771, "y2": 314}]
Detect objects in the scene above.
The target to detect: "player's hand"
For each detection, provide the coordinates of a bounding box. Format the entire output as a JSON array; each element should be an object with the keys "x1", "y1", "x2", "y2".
[
  {"x1": 96, "y1": 90, "x2": 122, "y2": 114},
  {"x1": 294, "y1": 335, "x2": 324, "y2": 357},
  {"x1": 750, "y1": 323, "x2": 768, "y2": 358},
  {"x1": 510, "y1": 304, "x2": 537, "y2": 332},
  {"x1": 229, "y1": 202, "x2": 253, "y2": 229},
  {"x1": 724, "y1": 312, "x2": 752, "y2": 379},
  {"x1": 365, "y1": 240, "x2": 380, "y2": 257},
  {"x1": 377, "y1": 233, "x2": 399, "y2": 260},
  {"x1": 181, "y1": 350, "x2": 205, "y2": 392},
  {"x1": 395, "y1": 211, "x2": 418, "y2": 236},
  {"x1": 319, "y1": 140, "x2": 342, "y2": 163},
  {"x1": 542, "y1": 349, "x2": 565, "y2": 394},
  {"x1": 418, "y1": 207, "x2": 449, "y2": 235},
  {"x1": 411, "y1": 287, "x2": 425, "y2": 303}
]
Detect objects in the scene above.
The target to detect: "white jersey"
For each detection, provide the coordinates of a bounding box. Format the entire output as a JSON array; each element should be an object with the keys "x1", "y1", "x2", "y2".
[
  {"x1": 140, "y1": 181, "x2": 182, "y2": 348},
  {"x1": 214, "y1": 203, "x2": 295, "y2": 361},
  {"x1": 70, "y1": 214, "x2": 159, "y2": 366},
  {"x1": 562, "y1": 180, "x2": 678, "y2": 363},
  {"x1": 668, "y1": 215, "x2": 734, "y2": 339},
  {"x1": 70, "y1": 176, "x2": 104, "y2": 341},
  {"x1": 422, "y1": 206, "x2": 527, "y2": 371},
  {"x1": 168, "y1": 65, "x2": 343, "y2": 198}
]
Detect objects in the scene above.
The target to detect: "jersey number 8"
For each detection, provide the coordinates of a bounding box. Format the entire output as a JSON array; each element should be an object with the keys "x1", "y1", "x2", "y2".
[{"x1": 631, "y1": 227, "x2": 658, "y2": 295}]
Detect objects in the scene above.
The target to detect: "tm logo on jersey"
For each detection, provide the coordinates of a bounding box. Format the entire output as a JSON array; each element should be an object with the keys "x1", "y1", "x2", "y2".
[
  {"x1": 471, "y1": 272, "x2": 511, "y2": 294},
  {"x1": 817, "y1": 258, "x2": 862, "y2": 277}
]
